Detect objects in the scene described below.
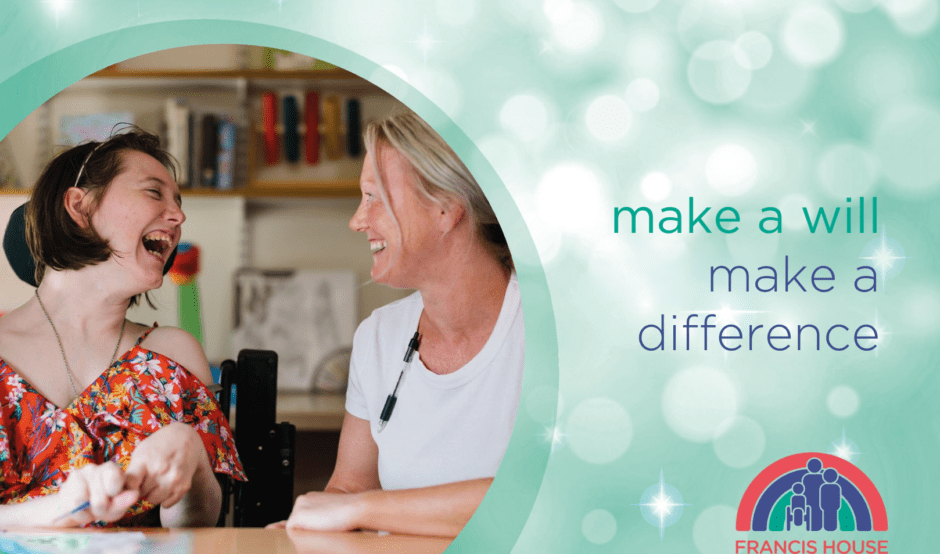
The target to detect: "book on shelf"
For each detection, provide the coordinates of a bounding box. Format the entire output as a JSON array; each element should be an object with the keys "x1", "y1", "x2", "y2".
[
  {"x1": 164, "y1": 98, "x2": 190, "y2": 186},
  {"x1": 216, "y1": 119, "x2": 237, "y2": 191},
  {"x1": 162, "y1": 101, "x2": 246, "y2": 191},
  {"x1": 199, "y1": 114, "x2": 219, "y2": 188}
]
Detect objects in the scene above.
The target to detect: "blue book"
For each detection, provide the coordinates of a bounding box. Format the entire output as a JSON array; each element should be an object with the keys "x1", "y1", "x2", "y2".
[{"x1": 216, "y1": 119, "x2": 237, "y2": 190}]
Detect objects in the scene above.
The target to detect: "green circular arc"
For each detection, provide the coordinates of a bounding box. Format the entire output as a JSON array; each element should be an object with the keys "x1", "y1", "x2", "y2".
[{"x1": 0, "y1": 20, "x2": 557, "y2": 553}]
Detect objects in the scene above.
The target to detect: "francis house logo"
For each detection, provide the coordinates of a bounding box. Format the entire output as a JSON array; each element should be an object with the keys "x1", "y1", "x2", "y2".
[{"x1": 735, "y1": 453, "x2": 888, "y2": 554}]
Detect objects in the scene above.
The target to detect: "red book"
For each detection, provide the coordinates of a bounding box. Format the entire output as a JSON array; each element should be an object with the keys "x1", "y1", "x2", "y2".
[{"x1": 262, "y1": 92, "x2": 278, "y2": 165}]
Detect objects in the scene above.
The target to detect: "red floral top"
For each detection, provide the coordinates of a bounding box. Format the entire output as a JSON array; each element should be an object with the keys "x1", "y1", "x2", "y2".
[{"x1": 0, "y1": 326, "x2": 246, "y2": 526}]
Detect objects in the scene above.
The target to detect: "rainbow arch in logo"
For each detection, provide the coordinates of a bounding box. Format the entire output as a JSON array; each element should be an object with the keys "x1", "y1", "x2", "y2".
[{"x1": 736, "y1": 452, "x2": 887, "y2": 532}]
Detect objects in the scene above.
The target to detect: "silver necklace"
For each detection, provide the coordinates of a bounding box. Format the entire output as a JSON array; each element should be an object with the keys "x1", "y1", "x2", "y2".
[{"x1": 34, "y1": 289, "x2": 126, "y2": 401}]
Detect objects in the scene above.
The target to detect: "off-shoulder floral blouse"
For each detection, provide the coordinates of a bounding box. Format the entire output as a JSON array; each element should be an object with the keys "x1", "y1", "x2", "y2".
[{"x1": 0, "y1": 325, "x2": 245, "y2": 526}]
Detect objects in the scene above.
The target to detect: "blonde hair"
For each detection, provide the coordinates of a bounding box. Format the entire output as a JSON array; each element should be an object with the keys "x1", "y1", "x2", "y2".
[{"x1": 365, "y1": 111, "x2": 512, "y2": 270}]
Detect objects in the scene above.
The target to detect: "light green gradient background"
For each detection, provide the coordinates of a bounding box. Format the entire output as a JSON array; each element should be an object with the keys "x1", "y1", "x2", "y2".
[{"x1": 2, "y1": 0, "x2": 938, "y2": 552}]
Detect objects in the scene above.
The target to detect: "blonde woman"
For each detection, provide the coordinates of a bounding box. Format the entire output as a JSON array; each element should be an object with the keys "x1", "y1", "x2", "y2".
[{"x1": 278, "y1": 112, "x2": 523, "y2": 537}]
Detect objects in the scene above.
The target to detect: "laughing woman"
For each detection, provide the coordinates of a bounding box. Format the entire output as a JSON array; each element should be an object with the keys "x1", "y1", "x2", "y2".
[
  {"x1": 0, "y1": 128, "x2": 244, "y2": 527},
  {"x1": 279, "y1": 111, "x2": 524, "y2": 538}
]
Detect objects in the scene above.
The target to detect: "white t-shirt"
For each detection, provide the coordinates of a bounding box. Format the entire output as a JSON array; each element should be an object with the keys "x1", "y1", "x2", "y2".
[{"x1": 345, "y1": 275, "x2": 524, "y2": 490}]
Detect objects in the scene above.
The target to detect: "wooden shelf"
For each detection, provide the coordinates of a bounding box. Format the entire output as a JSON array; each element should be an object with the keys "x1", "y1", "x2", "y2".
[
  {"x1": 240, "y1": 180, "x2": 360, "y2": 197},
  {"x1": 1, "y1": 180, "x2": 360, "y2": 198},
  {"x1": 277, "y1": 392, "x2": 347, "y2": 431},
  {"x1": 90, "y1": 67, "x2": 361, "y2": 81},
  {"x1": 75, "y1": 66, "x2": 380, "y2": 94},
  {"x1": 180, "y1": 186, "x2": 360, "y2": 198},
  {"x1": 229, "y1": 392, "x2": 346, "y2": 432}
]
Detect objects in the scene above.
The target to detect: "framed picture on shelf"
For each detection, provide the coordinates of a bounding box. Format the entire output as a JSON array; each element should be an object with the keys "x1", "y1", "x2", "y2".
[
  {"x1": 59, "y1": 112, "x2": 136, "y2": 145},
  {"x1": 231, "y1": 268, "x2": 357, "y2": 392}
]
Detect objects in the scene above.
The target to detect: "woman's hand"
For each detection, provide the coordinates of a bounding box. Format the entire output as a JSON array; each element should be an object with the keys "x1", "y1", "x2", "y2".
[
  {"x1": 124, "y1": 421, "x2": 206, "y2": 508},
  {"x1": 269, "y1": 478, "x2": 492, "y2": 538},
  {"x1": 53, "y1": 462, "x2": 139, "y2": 527},
  {"x1": 277, "y1": 491, "x2": 367, "y2": 532}
]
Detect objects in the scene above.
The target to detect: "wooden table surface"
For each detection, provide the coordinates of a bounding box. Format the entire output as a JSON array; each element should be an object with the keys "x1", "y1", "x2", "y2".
[
  {"x1": 193, "y1": 528, "x2": 451, "y2": 553},
  {"x1": 0, "y1": 527, "x2": 452, "y2": 554}
]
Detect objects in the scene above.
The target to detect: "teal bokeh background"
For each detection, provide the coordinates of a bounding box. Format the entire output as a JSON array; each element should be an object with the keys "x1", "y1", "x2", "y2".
[{"x1": 3, "y1": 0, "x2": 940, "y2": 551}]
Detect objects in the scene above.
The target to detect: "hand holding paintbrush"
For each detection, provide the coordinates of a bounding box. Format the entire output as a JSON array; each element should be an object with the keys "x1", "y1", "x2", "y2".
[{"x1": 49, "y1": 462, "x2": 140, "y2": 527}]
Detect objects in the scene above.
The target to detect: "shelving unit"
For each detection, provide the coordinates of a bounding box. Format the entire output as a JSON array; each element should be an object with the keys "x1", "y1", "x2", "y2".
[{"x1": 68, "y1": 64, "x2": 390, "y2": 198}]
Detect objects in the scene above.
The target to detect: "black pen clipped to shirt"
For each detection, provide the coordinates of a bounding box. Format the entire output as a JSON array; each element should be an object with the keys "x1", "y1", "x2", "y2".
[{"x1": 377, "y1": 330, "x2": 421, "y2": 433}]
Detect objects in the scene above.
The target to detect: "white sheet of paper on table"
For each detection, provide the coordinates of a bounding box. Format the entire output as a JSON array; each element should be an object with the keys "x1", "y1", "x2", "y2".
[{"x1": 0, "y1": 531, "x2": 189, "y2": 554}]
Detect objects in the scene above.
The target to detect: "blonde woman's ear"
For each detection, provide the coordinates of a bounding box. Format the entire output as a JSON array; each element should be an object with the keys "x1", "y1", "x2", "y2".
[{"x1": 437, "y1": 197, "x2": 467, "y2": 236}]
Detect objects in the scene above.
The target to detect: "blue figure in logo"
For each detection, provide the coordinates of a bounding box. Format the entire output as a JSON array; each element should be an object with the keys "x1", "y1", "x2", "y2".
[
  {"x1": 786, "y1": 482, "x2": 809, "y2": 530},
  {"x1": 801, "y1": 458, "x2": 824, "y2": 531},
  {"x1": 820, "y1": 468, "x2": 842, "y2": 531}
]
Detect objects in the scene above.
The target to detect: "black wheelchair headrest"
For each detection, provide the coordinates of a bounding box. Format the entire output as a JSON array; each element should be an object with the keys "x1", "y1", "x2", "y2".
[{"x1": 3, "y1": 203, "x2": 178, "y2": 287}]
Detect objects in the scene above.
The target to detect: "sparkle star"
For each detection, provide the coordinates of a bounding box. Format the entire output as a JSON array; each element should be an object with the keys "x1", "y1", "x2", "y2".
[
  {"x1": 860, "y1": 226, "x2": 910, "y2": 290},
  {"x1": 540, "y1": 424, "x2": 567, "y2": 457},
  {"x1": 800, "y1": 119, "x2": 817, "y2": 135},
  {"x1": 867, "y1": 309, "x2": 891, "y2": 355},
  {"x1": 406, "y1": 18, "x2": 443, "y2": 66},
  {"x1": 635, "y1": 470, "x2": 689, "y2": 540},
  {"x1": 830, "y1": 428, "x2": 861, "y2": 463},
  {"x1": 42, "y1": 0, "x2": 73, "y2": 28}
]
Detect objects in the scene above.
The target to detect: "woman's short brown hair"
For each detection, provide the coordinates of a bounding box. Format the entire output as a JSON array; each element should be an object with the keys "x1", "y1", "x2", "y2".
[{"x1": 26, "y1": 127, "x2": 175, "y2": 292}]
